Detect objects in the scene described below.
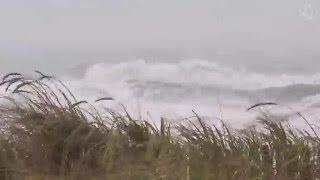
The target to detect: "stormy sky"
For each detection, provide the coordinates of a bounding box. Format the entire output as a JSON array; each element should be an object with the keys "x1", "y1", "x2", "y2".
[
  {"x1": 0, "y1": 0, "x2": 319, "y2": 74},
  {"x1": 0, "y1": 0, "x2": 318, "y2": 50}
]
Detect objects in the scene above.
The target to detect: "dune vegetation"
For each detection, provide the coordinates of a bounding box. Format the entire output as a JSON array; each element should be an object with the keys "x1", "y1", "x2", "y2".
[{"x1": 0, "y1": 72, "x2": 320, "y2": 180}]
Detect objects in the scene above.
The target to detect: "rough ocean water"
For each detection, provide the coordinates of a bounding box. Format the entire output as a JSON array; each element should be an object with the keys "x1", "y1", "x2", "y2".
[
  {"x1": 2, "y1": 56, "x2": 320, "y2": 130},
  {"x1": 55, "y1": 58, "x2": 320, "y2": 130}
]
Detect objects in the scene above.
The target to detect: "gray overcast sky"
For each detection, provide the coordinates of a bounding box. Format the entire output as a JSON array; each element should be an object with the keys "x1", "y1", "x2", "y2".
[{"x1": 0, "y1": 0, "x2": 319, "y2": 50}]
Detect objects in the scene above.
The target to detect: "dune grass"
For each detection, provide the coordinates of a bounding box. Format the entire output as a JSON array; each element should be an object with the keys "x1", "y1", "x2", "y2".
[{"x1": 0, "y1": 72, "x2": 320, "y2": 180}]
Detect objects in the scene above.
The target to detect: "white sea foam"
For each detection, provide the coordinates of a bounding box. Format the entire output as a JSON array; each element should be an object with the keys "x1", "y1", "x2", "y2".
[
  {"x1": 1, "y1": 59, "x2": 320, "y2": 129},
  {"x1": 55, "y1": 59, "x2": 320, "y2": 129}
]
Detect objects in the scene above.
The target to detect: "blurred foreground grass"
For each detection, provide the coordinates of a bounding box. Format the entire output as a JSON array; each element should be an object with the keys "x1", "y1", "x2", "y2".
[{"x1": 0, "y1": 72, "x2": 319, "y2": 180}]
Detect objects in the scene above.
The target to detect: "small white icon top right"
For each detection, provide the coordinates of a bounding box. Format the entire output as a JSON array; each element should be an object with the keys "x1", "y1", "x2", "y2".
[{"x1": 299, "y1": 1, "x2": 314, "y2": 21}]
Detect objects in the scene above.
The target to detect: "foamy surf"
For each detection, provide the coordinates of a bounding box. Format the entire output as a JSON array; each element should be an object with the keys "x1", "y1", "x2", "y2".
[
  {"x1": 53, "y1": 59, "x2": 320, "y2": 129},
  {"x1": 1, "y1": 59, "x2": 320, "y2": 130}
]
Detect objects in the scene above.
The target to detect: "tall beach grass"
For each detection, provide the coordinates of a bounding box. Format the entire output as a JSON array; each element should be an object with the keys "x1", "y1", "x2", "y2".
[{"x1": 0, "y1": 72, "x2": 319, "y2": 179}]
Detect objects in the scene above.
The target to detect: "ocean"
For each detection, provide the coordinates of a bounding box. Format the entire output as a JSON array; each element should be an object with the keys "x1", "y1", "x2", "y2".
[{"x1": 2, "y1": 50, "x2": 320, "y2": 129}]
